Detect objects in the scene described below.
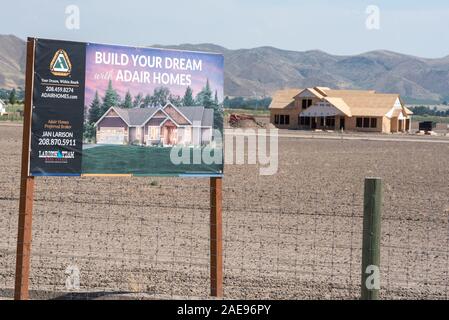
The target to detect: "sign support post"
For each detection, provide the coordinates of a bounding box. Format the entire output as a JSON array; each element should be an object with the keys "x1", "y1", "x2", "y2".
[
  {"x1": 210, "y1": 176, "x2": 223, "y2": 297},
  {"x1": 14, "y1": 37, "x2": 36, "y2": 300},
  {"x1": 13, "y1": 37, "x2": 224, "y2": 299}
]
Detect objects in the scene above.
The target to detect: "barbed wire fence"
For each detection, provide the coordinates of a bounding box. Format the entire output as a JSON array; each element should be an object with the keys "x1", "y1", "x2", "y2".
[{"x1": 0, "y1": 175, "x2": 448, "y2": 300}]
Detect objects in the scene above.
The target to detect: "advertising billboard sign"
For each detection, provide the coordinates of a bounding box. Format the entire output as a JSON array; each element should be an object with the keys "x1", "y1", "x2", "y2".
[{"x1": 30, "y1": 38, "x2": 224, "y2": 177}]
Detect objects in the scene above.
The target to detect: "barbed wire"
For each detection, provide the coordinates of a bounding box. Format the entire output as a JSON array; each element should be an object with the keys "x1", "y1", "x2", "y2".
[{"x1": 1, "y1": 176, "x2": 448, "y2": 300}]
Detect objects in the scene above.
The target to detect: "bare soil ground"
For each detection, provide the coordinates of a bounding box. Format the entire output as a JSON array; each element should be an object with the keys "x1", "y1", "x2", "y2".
[{"x1": 0, "y1": 124, "x2": 448, "y2": 299}]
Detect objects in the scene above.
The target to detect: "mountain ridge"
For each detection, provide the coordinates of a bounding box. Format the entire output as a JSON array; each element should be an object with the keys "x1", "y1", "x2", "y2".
[{"x1": 1, "y1": 35, "x2": 448, "y2": 103}]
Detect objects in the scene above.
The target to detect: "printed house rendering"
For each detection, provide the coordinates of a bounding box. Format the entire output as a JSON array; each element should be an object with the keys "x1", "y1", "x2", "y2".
[
  {"x1": 94, "y1": 102, "x2": 214, "y2": 146},
  {"x1": 269, "y1": 87, "x2": 413, "y2": 133}
]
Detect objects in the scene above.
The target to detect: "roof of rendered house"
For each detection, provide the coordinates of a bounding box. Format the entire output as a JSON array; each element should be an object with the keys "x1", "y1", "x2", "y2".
[{"x1": 98, "y1": 103, "x2": 215, "y2": 127}]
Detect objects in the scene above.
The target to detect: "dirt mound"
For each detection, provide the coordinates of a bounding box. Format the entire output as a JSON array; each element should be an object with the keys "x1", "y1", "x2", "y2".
[{"x1": 228, "y1": 113, "x2": 266, "y2": 128}]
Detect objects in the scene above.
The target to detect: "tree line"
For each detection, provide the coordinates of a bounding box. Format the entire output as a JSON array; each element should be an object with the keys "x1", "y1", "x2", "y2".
[
  {"x1": 409, "y1": 106, "x2": 449, "y2": 117},
  {"x1": 223, "y1": 96, "x2": 272, "y2": 110},
  {"x1": 0, "y1": 88, "x2": 24, "y2": 105},
  {"x1": 83, "y1": 79, "x2": 223, "y2": 141},
  {"x1": 87, "y1": 79, "x2": 220, "y2": 124}
]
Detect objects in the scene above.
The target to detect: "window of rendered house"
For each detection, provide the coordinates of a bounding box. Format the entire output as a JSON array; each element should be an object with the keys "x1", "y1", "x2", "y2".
[
  {"x1": 356, "y1": 117, "x2": 363, "y2": 128},
  {"x1": 149, "y1": 126, "x2": 159, "y2": 140}
]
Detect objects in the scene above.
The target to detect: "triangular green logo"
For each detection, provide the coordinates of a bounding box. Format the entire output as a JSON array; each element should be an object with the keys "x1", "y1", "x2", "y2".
[
  {"x1": 53, "y1": 53, "x2": 69, "y2": 71},
  {"x1": 50, "y1": 49, "x2": 72, "y2": 76},
  {"x1": 54, "y1": 56, "x2": 68, "y2": 70}
]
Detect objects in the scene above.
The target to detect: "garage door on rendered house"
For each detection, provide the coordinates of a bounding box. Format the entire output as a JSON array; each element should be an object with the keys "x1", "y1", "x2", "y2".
[{"x1": 97, "y1": 128, "x2": 126, "y2": 144}]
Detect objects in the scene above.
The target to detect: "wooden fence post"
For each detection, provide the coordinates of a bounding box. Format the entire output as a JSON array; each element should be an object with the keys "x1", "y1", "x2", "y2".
[
  {"x1": 361, "y1": 177, "x2": 382, "y2": 300},
  {"x1": 14, "y1": 37, "x2": 36, "y2": 300},
  {"x1": 210, "y1": 176, "x2": 223, "y2": 297}
]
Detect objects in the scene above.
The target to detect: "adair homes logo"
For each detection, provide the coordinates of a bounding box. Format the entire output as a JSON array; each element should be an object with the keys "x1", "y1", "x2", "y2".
[{"x1": 50, "y1": 49, "x2": 72, "y2": 76}]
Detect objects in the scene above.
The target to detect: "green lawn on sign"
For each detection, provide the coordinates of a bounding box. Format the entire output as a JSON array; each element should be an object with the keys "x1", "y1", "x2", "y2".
[{"x1": 81, "y1": 144, "x2": 223, "y2": 176}]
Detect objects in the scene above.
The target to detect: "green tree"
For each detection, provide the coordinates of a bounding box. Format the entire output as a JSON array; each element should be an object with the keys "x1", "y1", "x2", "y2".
[
  {"x1": 168, "y1": 94, "x2": 182, "y2": 107},
  {"x1": 213, "y1": 90, "x2": 219, "y2": 106},
  {"x1": 88, "y1": 91, "x2": 102, "y2": 124},
  {"x1": 211, "y1": 102, "x2": 223, "y2": 133},
  {"x1": 133, "y1": 93, "x2": 143, "y2": 108},
  {"x1": 182, "y1": 86, "x2": 195, "y2": 106},
  {"x1": 142, "y1": 94, "x2": 152, "y2": 108},
  {"x1": 212, "y1": 93, "x2": 223, "y2": 131},
  {"x1": 122, "y1": 90, "x2": 133, "y2": 108},
  {"x1": 223, "y1": 96, "x2": 230, "y2": 107},
  {"x1": 194, "y1": 79, "x2": 222, "y2": 130},
  {"x1": 151, "y1": 87, "x2": 170, "y2": 106},
  {"x1": 195, "y1": 79, "x2": 213, "y2": 107},
  {"x1": 9, "y1": 88, "x2": 17, "y2": 105},
  {"x1": 101, "y1": 80, "x2": 120, "y2": 115},
  {"x1": 83, "y1": 122, "x2": 96, "y2": 143}
]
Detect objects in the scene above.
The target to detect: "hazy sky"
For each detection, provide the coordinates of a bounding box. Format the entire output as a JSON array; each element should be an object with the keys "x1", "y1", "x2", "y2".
[{"x1": 1, "y1": 0, "x2": 449, "y2": 58}]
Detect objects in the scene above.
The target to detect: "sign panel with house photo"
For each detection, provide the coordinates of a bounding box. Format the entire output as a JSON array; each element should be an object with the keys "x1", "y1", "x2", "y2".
[{"x1": 29, "y1": 38, "x2": 224, "y2": 176}]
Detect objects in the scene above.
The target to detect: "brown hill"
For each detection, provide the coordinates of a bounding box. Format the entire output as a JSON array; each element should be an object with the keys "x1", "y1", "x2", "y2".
[
  {"x1": 0, "y1": 34, "x2": 26, "y2": 89},
  {"x1": 1, "y1": 35, "x2": 448, "y2": 103}
]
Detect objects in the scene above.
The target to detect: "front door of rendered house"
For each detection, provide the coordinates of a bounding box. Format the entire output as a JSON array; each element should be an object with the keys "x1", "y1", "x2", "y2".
[
  {"x1": 164, "y1": 127, "x2": 175, "y2": 145},
  {"x1": 311, "y1": 117, "x2": 317, "y2": 129}
]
